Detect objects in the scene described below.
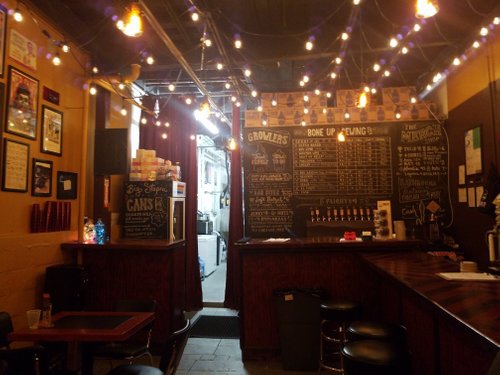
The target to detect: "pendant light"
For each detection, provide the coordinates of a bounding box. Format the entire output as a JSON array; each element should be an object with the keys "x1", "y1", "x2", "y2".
[
  {"x1": 415, "y1": 0, "x2": 439, "y2": 19},
  {"x1": 117, "y1": 3, "x2": 143, "y2": 37}
]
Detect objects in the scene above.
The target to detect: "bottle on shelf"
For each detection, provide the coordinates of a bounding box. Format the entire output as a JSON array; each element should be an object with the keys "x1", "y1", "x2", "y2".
[
  {"x1": 95, "y1": 218, "x2": 106, "y2": 245},
  {"x1": 346, "y1": 207, "x2": 352, "y2": 221},
  {"x1": 359, "y1": 207, "x2": 365, "y2": 221},
  {"x1": 41, "y1": 293, "x2": 53, "y2": 327},
  {"x1": 353, "y1": 207, "x2": 359, "y2": 221},
  {"x1": 83, "y1": 217, "x2": 95, "y2": 244},
  {"x1": 340, "y1": 207, "x2": 346, "y2": 221}
]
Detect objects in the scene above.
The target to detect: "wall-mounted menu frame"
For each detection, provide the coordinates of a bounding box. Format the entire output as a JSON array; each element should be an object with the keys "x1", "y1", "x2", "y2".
[
  {"x1": 464, "y1": 126, "x2": 482, "y2": 176},
  {"x1": 0, "y1": 5, "x2": 7, "y2": 78},
  {"x1": 31, "y1": 158, "x2": 52, "y2": 196},
  {"x1": 41, "y1": 105, "x2": 62, "y2": 156},
  {"x1": 5, "y1": 66, "x2": 39, "y2": 140},
  {"x1": 1, "y1": 138, "x2": 29, "y2": 192},
  {"x1": 56, "y1": 171, "x2": 77, "y2": 200}
]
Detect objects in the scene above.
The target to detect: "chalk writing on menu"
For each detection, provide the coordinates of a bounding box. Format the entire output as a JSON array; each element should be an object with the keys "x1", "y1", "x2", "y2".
[
  {"x1": 243, "y1": 121, "x2": 449, "y2": 238},
  {"x1": 123, "y1": 181, "x2": 169, "y2": 239},
  {"x1": 5, "y1": 140, "x2": 28, "y2": 191},
  {"x1": 397, "y1": 122, "x2": 448, "y2": 221}
]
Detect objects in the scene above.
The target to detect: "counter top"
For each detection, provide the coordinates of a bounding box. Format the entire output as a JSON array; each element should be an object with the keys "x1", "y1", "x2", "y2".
[
  {"x1": 61, "y1": 239, "x2": 185, "y2": 251},
  {"x1": 236, "y1": 237, "x2": 424, "y2": 252},
  {"x1": 360, "y1": 251, "x2": 500, "y2": 347}
]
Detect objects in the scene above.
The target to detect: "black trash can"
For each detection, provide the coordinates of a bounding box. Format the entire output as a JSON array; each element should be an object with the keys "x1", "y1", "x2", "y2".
[{"x1": 273, "y1": 288, "x2": 328, "y2": 371}]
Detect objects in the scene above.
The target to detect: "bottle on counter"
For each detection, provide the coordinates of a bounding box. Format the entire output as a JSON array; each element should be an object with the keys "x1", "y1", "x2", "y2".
[
  {"x1": 83, "y1": 217, "x2": 95, "y2": 244},
  {"x1": 95, "y1": 218, "x2": 106, "y2": 245},
  {"x1": 41, "y1": 293, "x2": 53, "y2": 327}
]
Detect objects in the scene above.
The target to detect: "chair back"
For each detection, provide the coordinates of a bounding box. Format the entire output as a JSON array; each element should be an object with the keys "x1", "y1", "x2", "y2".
[
  {"x1": 159, "y1": 319, "x2": 191, "y2": 375},
  {"x1": 0, "y1": 311, "x2": 13, "y2": 348},
  {"x1": 0, "y1": 345, "x2": 49, "y2": 375}
]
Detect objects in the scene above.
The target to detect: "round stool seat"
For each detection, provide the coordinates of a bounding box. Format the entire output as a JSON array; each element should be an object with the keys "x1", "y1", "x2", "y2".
[
  {"x1": 320, "y1": 299, "x2": 361, "y2": 322},
  {"x1": 107, "y1": 364, "x2": 163, "y2": 375},
  {"x1": 347, "y1": 321, "x2": 407, "y2": 345},
  {"x1": 341, "y1": 340, "x2": 410, "y2": 375}
]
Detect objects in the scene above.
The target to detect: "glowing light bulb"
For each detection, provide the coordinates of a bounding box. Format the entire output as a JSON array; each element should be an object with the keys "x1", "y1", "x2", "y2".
[
  {"x1": 244, "y1": 69, "x2": 251, "y2": 77},
  {"x1": 337, "y1": 131, "x2": 346, "y2": 142},
  {"x1": 190, "y1": 135, "x2": 196, "y2": 140},
  {"x1": 168, "y1": 84, "x2": 175, "y2": 92},
  {"x1": 164, "y1": 122, "x2": 170, "y2": 127},
  {"x1": 305, "y1": 41, "x2": 314, "y2": 50},
  {"x1": 303, "y1": 95, "x2": 309, "y2": 102},
  {"x1": 326, "y1": 92, "x2": 332, "y2": 98},
  {"x1": 89, "y1": 84, "x2": 97, "y2": 95},
  {"x1": 389, "y1": 38, "x2": 398, "y2": 48},
  {"x1": 146, "y1": 56, "x2": 155, "y2": 65},
  {"x1": 371, "y1": 87, "x2": 377, "y2": 94},
  {"x1": 191, "y1": 12, "x2": 199, "y2": 22},
  {"x1": 479, "y1": 27, "x2": 489, "y2": 36},
  {"x1": 13, "y1": 8, "x2": 23, "y2": 22},
  {"x1": 413, "y1": 24, "x2": 422, "y2": 32},
  {"x1": 231, "y1": 96, "x2": 237, "y2": 102},
  {"x1": 234, "y1": 36, "x2": 242, "y2": 49},
  {"x1": 92, "y1": 66, "x2": 99, "y2": 74},
  {"x1": 236, "y1": 101, "x2": 241, "y2": 107},
  {"x1": 373, "y1": 63, "x2": 381, "y2": 72},
  {"x1": 303, "y1": 75, "x2": 309, "y2": 83},
  {"x1": 228, "y1": 138, "x2": 237, "y2": 150},
  {"x1": 120, "y1": 106, "x2": 127, "y2": 116},
  {"x1": 472, "y1": 40, "x2": 480, "y2": 48},
  {"x1": 155, "y1": 120, "x2": 161, "y2": 126},
  {"x1": 185, "y1": 97, "x2": 192, "y2": 105},
  {"x1": 251, "y1": 90, "x2": 258, "y2": 97},
  {"x1": 432, "y1": 73, "x2": 442, "y2": 83},
  {"x1": 271, "y1": 99, "x2": 277, "y2": 107},
  {"x1": 426, "y1": 84, "x2": 432, "y2": 91},
  {"x1": 301, "y1": 120, "x2": 306, "y2": 126},
  {"x1": 204, "y1": 38, "x2": 212, "y2": 47},
  {"x1": 141, "y1": 117, "x2": 147, "y2": 124},
  {"x1": 216, "y1": 63, "x2": 224, "y2": 70},
  {"x1": 344, "y1": 110, "x2": 350, "y2": 119},
  {"x1": 494, "y1": 17, "x2": 500, "y2": 25},
  {"x1": 452, "y1": 57, "x2": 461, "y2": 66},
  {"x1": 335, "y1": 57, "x2": 342, "y2": 64},
  {"x1": 162, "y1": 133, "x2": 168, "y2": 139},
  {"x1": 415, "y1": 0, "x2": 439, "y2": 19},
  {"x1": 401, "y1": 46, "x2": 409, "y2": 54},
  {"x1": 353, "y1": 0, "x2": 361, "y2": 5},
  {"x1": 61, "y1": 43, "x2": 70, "y2": 53},
  {"x1": 299, "y1": 80, "x2": 305, "y2": 87},
  {"x1": 330, "y1": 72, "x2": 337, "y2": 79},
  {"x1": 225, "y1": 82, "x2": 231, "y2": 89},
  {"x1": 52, "y1": 53, "x2": 61, "y2": 66},
  {"x1": 383, "y1": 70, "x2": 391, "y2": 77},
  {"x1": 314, "y1": 89, "x2": 321, "y2": 95},
  {"x1": 341, "y1": 32, "x2": 349, "y2": 41},
  {"x1": 410, "y1": 96, "x2": 417, "y2": 104},
  {"x1": 257, "y1": 106, "x2": 263, "y2": 112},
  {"x1": 118, "y1": 82, "x2": 125, "y2": 90},
  {"x1": 303, "y1": 108, "x2": 309, "y2": 114}
]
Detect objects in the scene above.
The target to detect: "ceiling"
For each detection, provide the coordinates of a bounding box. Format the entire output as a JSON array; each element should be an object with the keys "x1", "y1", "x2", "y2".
[{"x1": 27, "y1": 0, "x2": 500, "y2": 113}]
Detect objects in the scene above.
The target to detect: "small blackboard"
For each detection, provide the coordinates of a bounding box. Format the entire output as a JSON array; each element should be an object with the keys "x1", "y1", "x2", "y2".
[{"x1": 122, "y1": 181, "x2": 170, "y2": 239}]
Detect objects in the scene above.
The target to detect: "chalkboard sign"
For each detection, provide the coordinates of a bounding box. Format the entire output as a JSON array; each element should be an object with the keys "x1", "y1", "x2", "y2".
[
  {"x1": 122, "y1": 181, "x2": 169, "y2": 239},
  {"x1": 243, "y1": 121, "x2": 449, "y2": 238}
]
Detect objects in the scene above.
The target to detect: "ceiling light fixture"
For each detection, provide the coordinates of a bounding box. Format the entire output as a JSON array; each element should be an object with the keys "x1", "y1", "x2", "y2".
[
  {"x1": 117, "y1": 3, "x2": 143, "y2": 38},
  {"x1": 415, "y1": 0, "x2": 439, "y2": 19}
]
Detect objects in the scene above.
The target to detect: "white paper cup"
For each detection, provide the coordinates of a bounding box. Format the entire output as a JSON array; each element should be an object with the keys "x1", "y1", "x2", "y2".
[{"x1": 26, "y1": 309, "x2": 41, "y2": 330}]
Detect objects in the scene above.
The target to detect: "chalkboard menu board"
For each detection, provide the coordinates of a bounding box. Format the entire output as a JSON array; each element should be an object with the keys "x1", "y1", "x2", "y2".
[
  {"x1": 243, "y1": 121, "x2": 449, "y2": 238},
  {"x1": 122, "y1": 181, "x2": 169, "y2": 239}
]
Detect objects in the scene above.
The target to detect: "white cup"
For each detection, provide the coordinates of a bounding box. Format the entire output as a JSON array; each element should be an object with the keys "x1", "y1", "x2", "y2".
[
  {"x1": 26, "y1": 309, "x2": 41, "y2": 330},
  {"x1": 394, "y1": 220, "x2": 406, "y2": 240}
]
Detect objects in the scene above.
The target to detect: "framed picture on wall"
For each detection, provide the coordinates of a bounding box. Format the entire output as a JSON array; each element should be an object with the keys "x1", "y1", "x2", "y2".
[
  {"x1": 57, "y1": 171, "x2": 77, "y2": 200},
  {"x1": 5, "y1": 66, "x2": 39, "y2": 140},
  {"x1": 464, "y1": 126, "x2": 482, "y2": 176},
  {"x1": 41, "y1": 105, "x2": 63, "y2": 156},
  {"x1": 0, "y1": 5, "x2": 7, "y2": 78},
  {"x1": 31, "y1": 158, "x2": 52, "y2": 197},
  {"x1": 1, "y1": 138, "x2": 29, "y2": 192}
]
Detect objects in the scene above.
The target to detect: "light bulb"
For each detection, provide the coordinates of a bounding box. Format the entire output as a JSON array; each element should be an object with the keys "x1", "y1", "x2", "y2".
[
  {"x1": 357, "y1": 91, "x2": 368, "y2": 108},
  {"x1": 326, "y1": 92, "x2": 332, "y2": 98},
  {"x1": 411, "y1": 96, "x2": 417, "y2": 104},
  {"x1": 191, "y1": 12, "x2": 199, "y2": 22},
  {"x1": 225, "y1": 82, "x2": 231, "y2": 90},
  {"x1": 120, "y1": 106, "x2": 127, "y2": 116},
  {"x1": 305, "y1": 41, "x2": 314, "y2": 50},
  {"x1": 303, "y1": 75, "x2": 309, "y2": 83},
  {"x1": 373, "y1": 63, "x2": 381, "y2": 72},
  {"x1": 118, "y1": 82, "x2": 125, "y2": 90},
  {"x1": 337, "y1": 131, "x2": 346, "y2": 142},
  {"x1": 61, "y1": 43, "x2": 70, "y2": 53},
  {"x1": 216, "y1": 62, "x2": 224, "y2": 70},
  {"x1": 257, "y1": 106, "x2": 263, "y2": 112},
  {"x1": 479, "y1": 27, "x2": 489, "y2": 36},
  {"x1": 185, "y1": 97, "x2": 192, "y2": 105},
  {"x1": 52, "y1": 53, "x2": 61, "y2": 66},
  {"x1": 401, "y1": 46, "x2": 409, "y2": 54},
  {"x1": 92, "y1": 66, "x2": 99, "y2": 74},
  {"x1": 353, "y1": 0, "x2": 361, "y2": 5},
  {"x1": 244, "y1": 69, "x2": 251, "y2": 77},
  {"x1": 371, "y1": 87, "x2": 377, "y2": 94},
  {"x1": 164, "y1": 122, "x2": 170, "y2": 127},
  {"x1": 141, "y1": 117, "x2": 147, "y2": 124},
  {"x1": 413, "y1": 24, "x2": 422, "y2": 32},
  {"x1": 341, "y1": 32, "x2": 349, "y2": 41},
  {"x1": 472, "y1": 40, "x2": 480, "y2": 48},
  {"x1": 89, "y1": 84, "x2": 97, "y2": 95},
  {"x1": 155, "y1": 120, "x2": 161, "y2": 126},
  {"x1": 335, "y1": 57, "x2": 342, "y2": 64},
  {"x1": 299, "y1": 80, "x2": 305, "y2": 87},
  {"x1": 330, "y1": 72, "x2": 337, "y2": 79},
  {"x1": 493, "y1": 17, "x2": 500, "y2": 25},
  {"x1": 146, "y1": 56, "x2": 155, "y2": 65},
  {"x1": 303, "y1": 108, "x2": 309, "y2": 114},
  {"x1": 415, "y1": 0, "x2": 439, "y2": 19},
  {"x1": 303, "y1": 95, "x2": 309, "y2": 102},
  {"x1": 120, "y1": 4, "x2": 143, "y2": 37},
  {"x1": 389, "y1": 38, "x2": 398, "y2": 48},
  {"x1": 168, "y1": 84, "x2": 175, "y2": 92},
  {"x1": 301, "y1": 120, "x2": 306, "y2": 126},
  {"x1": 162, "y1": 133, "x2": 168, "y2": 139},
  {"x1": 190, "y1": 135, "x2": 196, "y2": 140},
  {"x1": 228, "y1": 138, "x2": 237, "y2": 151},
  {"x1": 271, "y1": 99, "x2": 277, "y2": 106},
  {"x1": 314, "y1": 89, "x2": 321, "y2": 95},
  {"x1": 251, "y1": 90, "x2": 258, "y2": 97},
  {"x1": 231, "y1": 96, "x2": 237, "y2": 102},
  {"x1": 204, "y1": 38, "x2": 212, "y2": 47},
  {"x1": 384, "y1": 70, "x2": 391, "y2": 77},
  {"x1": 13, "y1": 8, "x2": 23, "y2": 22},
  {"x1": 236, "y1": 101, "x2": 241, "y2": 107},
  {"x1": 344, "y1": 110, "x2": 350, "y2": 119},
  {"x1": 234, "y1": 38, "x2": 242, "y2": 49},
  {"x1": 452, "y1": 57, "x2": 461, "y2": 66}
]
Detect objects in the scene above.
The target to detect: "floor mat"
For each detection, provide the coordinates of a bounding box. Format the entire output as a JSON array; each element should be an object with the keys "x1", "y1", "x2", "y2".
[{"x1": 189, "y1": 315, "x2": 240, "y2": 339}]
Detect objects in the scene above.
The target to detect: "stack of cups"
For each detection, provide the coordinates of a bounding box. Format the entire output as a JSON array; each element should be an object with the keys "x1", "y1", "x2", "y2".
[{"x1": 393, "y1": 220, "x2": 407, "y2": 240}]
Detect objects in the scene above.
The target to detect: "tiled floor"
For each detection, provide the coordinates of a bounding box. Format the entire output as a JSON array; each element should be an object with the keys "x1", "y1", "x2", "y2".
[{"x1": 94, "y1": 307, "x2": 319, "y2": 374}]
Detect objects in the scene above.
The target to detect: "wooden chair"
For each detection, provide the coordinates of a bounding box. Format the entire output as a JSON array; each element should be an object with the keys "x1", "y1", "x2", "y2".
[{"x1": 106, "y1": 319, "x2": 191, "y2": 375}]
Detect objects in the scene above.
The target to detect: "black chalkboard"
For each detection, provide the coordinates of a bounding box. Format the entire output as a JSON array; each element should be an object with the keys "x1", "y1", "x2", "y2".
[
  {"x1": 122, "y1": 181, "x2": 169, "y2": 239},
  {"x1": 243, "y1": 121, "x2": 449, "y2": 238}
]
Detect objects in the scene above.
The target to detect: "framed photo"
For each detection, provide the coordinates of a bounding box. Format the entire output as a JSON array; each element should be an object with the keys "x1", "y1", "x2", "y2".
[
  {"x1": 0, "y1": 5, "x2": 7, "y2": 78},
  {"x1": 41, "y1": 105, "x2": 63, "y2": 156},
  {"x1": 464, "y1": 126, "x2": 482, "y2": 176},
  {"x1": 31, "y1": 158, "x2": 52, "y2": 196},
  {"x1": 6, "y1": 66, "x2": 39, "y2": 139},
  {"x1": 1, "y1": 138, "x2": 29, "y2": 192},
  {"x1": 57, "y1": 171, "x2": 77, "y2": 200}
]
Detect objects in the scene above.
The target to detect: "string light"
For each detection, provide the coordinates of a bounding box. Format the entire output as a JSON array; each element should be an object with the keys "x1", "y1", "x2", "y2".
[
  {"x1": 141, "y1": 117, "x2": 148, "y2": 125},
  {"x1": 224, "y1": 82, "x2": 231, "y2": 90},
  {"x1": 120, "y1": 102, "x2": 128, "y2": 116},
  {"x1": 394, "y1": 106, "x2": 401, "y2": 119},
  {"x1": 161, "y1": 133, "x2": 168, "y2": 139},
  {"x1": 52, "y1": 52, "x2": 61, "y2": 66},
  {"x1": 164, "y1": 122, "x2": 170, "y2": 127},
  {"x1": 251, "y1": 90, "x2": 258, "y2": 97},
  {"x1": 216, "y1": 62, "x2": 224, "y2": 70},
  {"x1": 189, "y1": 7, "x2": 199, "y2": 22},
  {"x1": 228, "y1": 137, "x2": 237, "y2": 151},
  {"x1": 146, "y1": 55, "x2": 155, "y2": 65},
  {"x1": 305, "y1": 36, "x2": 315, "y2": 50},
  {"x1": 168, "y1": 84, "x2": 175, "y2": 92},
  {"x1": 89, "y1": 83, "x2": 97, "y2": 95},
  {"x1": 234, "y1": 34, "x2": 242, "y2": 49},
  {"x1": 337, "y1": 131, "x2": 346, "y2": 142},
  {"x1": 13, "y1": 4, "x2": 23, "y2": 22},
  {"x1": 244, "y1": 68, "x2": 252, "y2": 77},
  {"x1": 92, "y1": 66, "x2": 99, "y2": 74},
  {"x1": 61, "y1": 41, "x2": 70, "y2": 53}
]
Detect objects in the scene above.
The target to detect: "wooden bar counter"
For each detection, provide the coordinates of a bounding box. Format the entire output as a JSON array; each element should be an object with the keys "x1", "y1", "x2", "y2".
[
  {"x1": 238, "y1": 237, "x2": 499, "y2": 375},
  {"x1": 61, "y1": 239, "x2": 186, "y2": 348}
]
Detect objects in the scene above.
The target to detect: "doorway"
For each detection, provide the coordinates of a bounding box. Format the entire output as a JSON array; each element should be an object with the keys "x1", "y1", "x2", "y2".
[{"x1": 196, "y1": 135, "x2": 230, "y2": 304}]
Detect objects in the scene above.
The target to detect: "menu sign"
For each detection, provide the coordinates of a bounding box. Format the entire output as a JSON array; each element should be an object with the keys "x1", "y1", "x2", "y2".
[
  {"x1": 122, "y1": 181, "x2": 169, "y2": 239},
  {"x1": 243, "y1": 121, "x2": 449, "y2": 238}
]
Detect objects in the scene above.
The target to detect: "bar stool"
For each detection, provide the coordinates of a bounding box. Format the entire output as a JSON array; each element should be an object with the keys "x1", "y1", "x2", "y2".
[
  {"x1": 341, "y1": 339, "x2": 411, "y2": 375},
  {"x1": 319, "y1": 299, "x2": 361, "y2": 373},
  {"x1": 346, "y1": 321, "x2": 407, "y2": 346}
]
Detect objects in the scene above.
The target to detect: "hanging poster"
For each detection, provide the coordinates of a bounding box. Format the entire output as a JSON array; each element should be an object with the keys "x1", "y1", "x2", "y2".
[
  {"x1": 9, "y1": 29, "x2": 37, "y2": 70},
  {"x1": 465, "y1": 126, "x2": 482, "y2": 176},
  {"x1": 1, "y1": 138, "x2": 29, "y2": 192}
]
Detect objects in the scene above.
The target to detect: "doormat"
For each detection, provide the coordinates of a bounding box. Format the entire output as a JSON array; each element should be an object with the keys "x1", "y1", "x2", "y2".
[{"x1": 189, "y1": 315, "x2": 240, "y2": 339}]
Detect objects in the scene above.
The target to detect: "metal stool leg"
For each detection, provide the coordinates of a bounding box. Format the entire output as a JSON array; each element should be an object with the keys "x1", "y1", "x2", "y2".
[{"x1": 319, "y1": 319, "x2": 345, "y2": 373}]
